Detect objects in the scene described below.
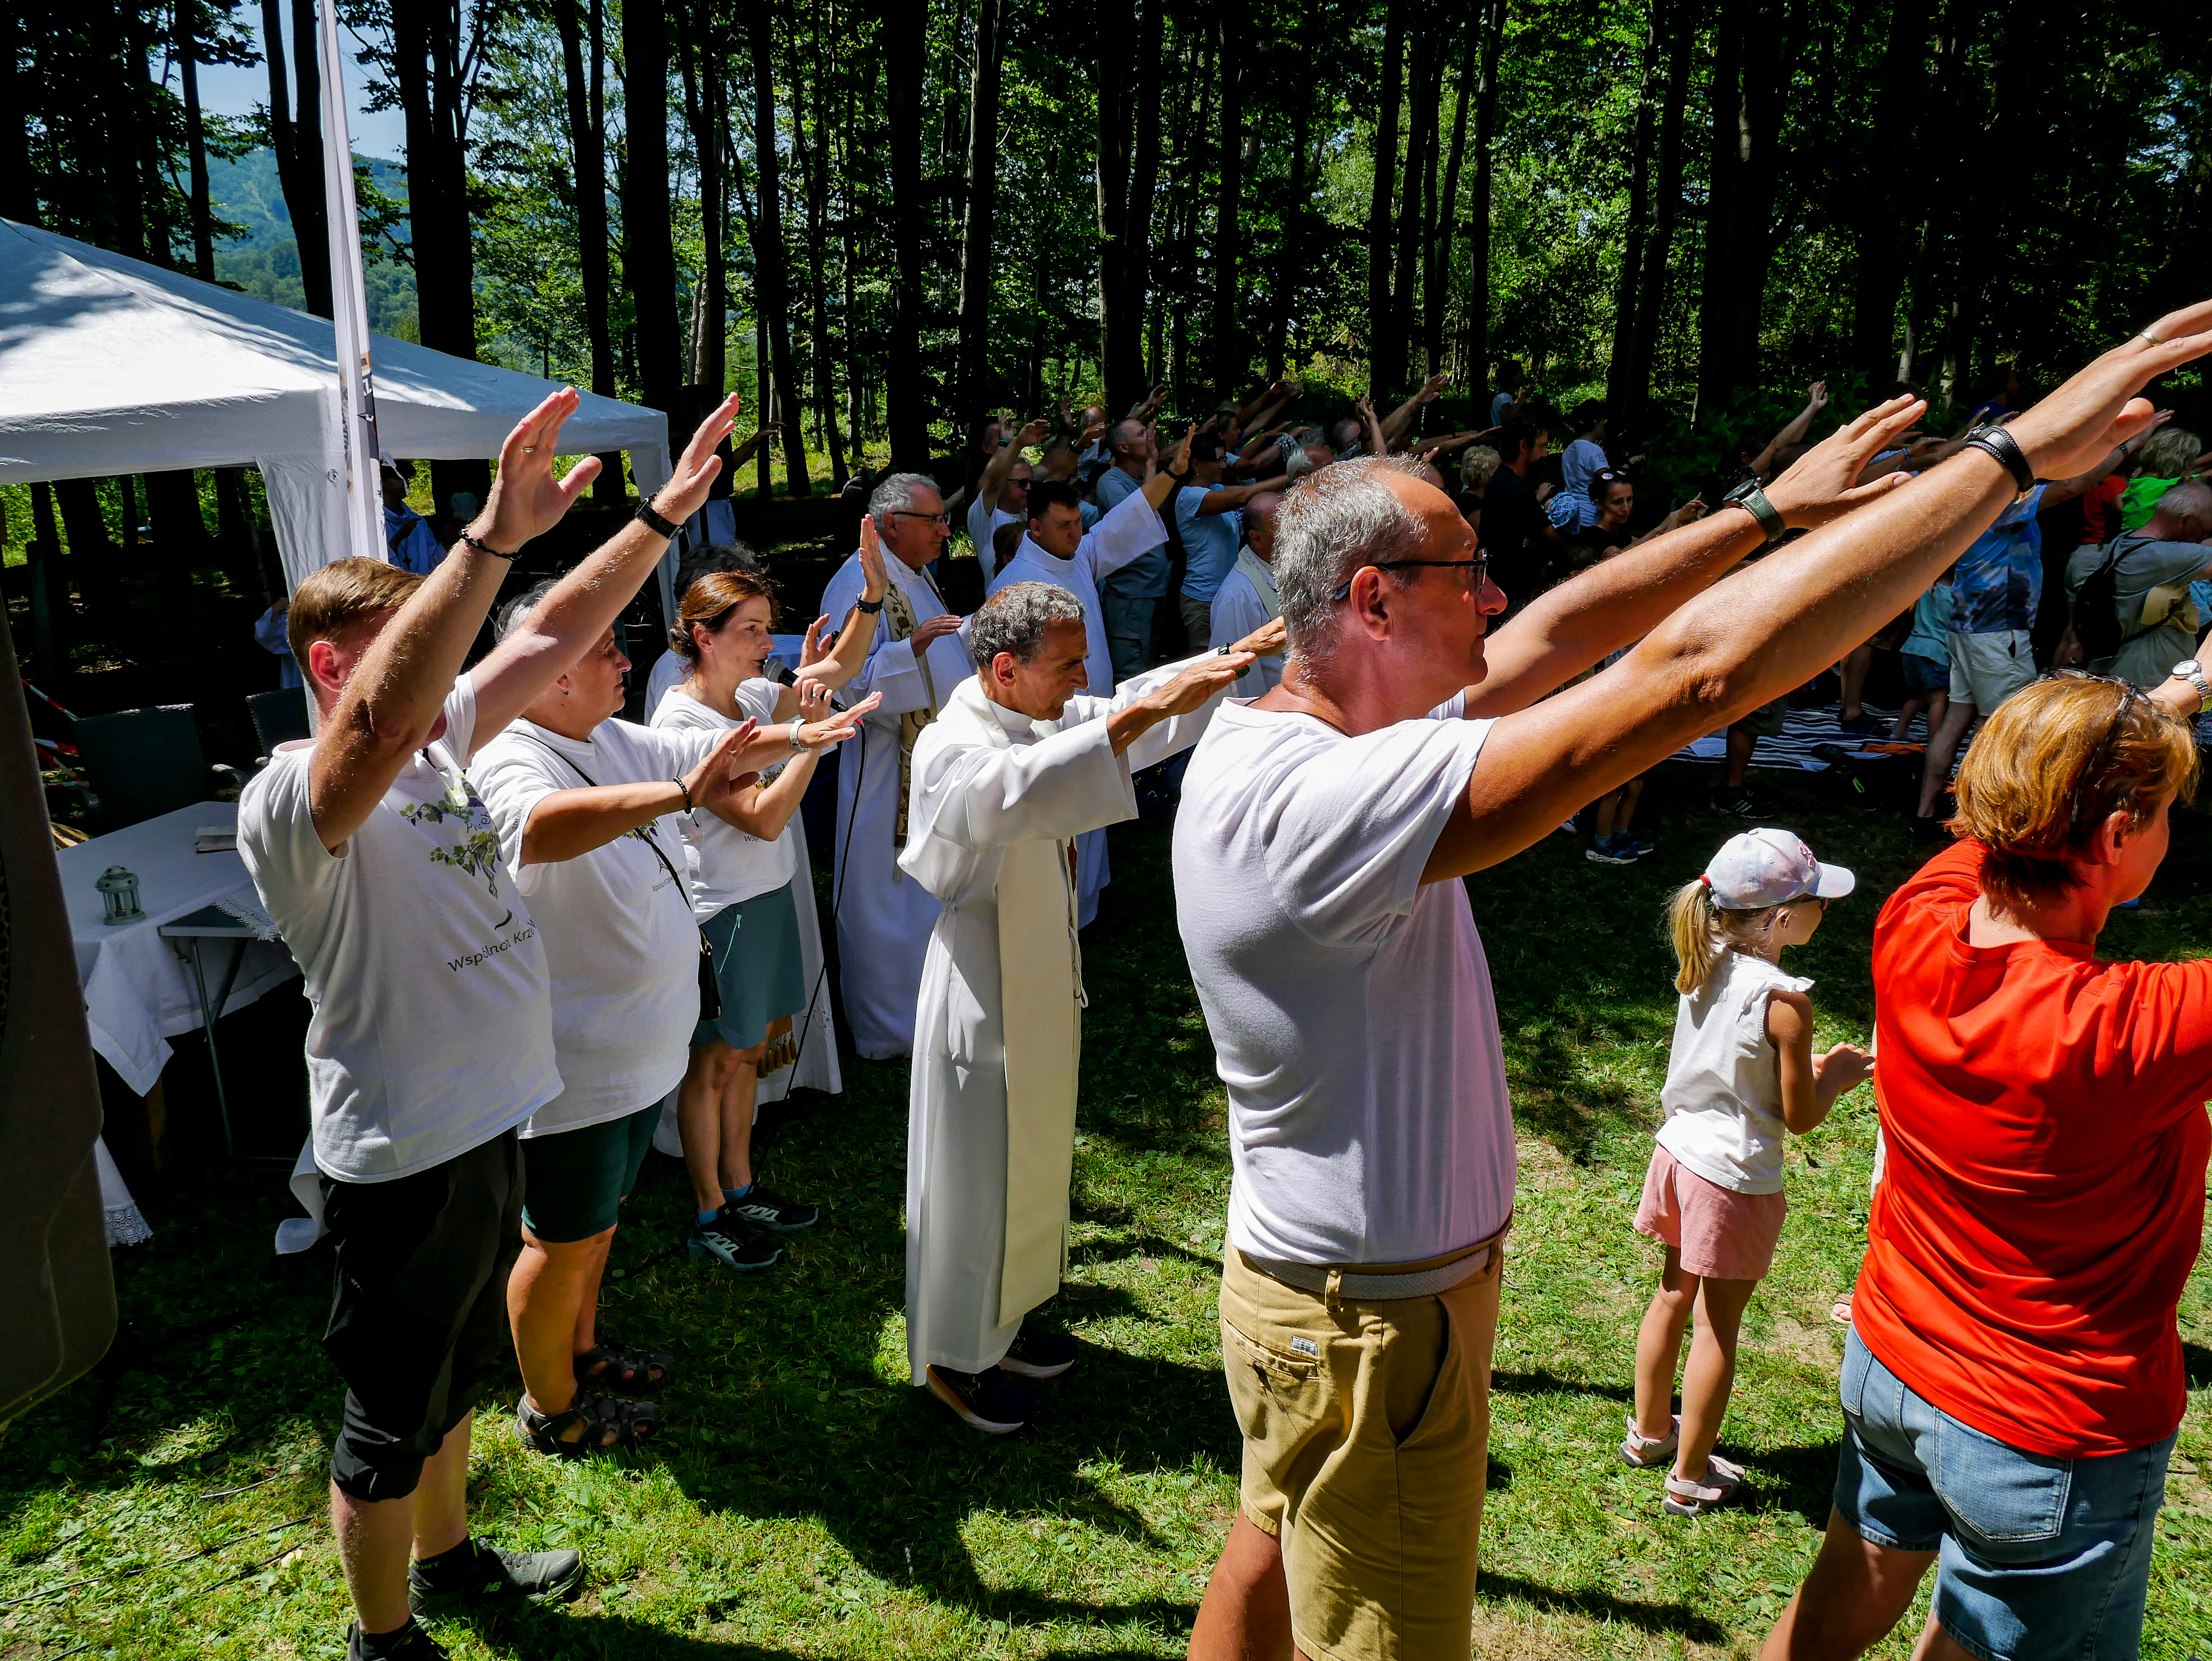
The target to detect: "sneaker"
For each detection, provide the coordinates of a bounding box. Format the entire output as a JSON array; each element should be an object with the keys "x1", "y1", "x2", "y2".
[
  {"x1": 1586, "y1": 838, "x2": 1635, "y2": 865},
  {"x1": 1619, "y1": 1412, "x2": 1681, "y2": 1469},
  {"x1": 688, "y1": 1215, "x2": 782, "y2": 1271},
  {"x1": 1839, "y1": 712, "x2": 1886, "y2": 737},
  {"x1": 408, "y1": 1537, "x2": 586, "y2": 1613},
  {"x1": 926, "y1": 1364, "x2": 1037, "y2": 1434},
  {"x1": 1000, "y1": 1323, "x2": 1078, "y2": 1380},
  {"x1": 1663, "y1": 1453, "x2": 1748, "y2": 1516},
  {"x1": 1615, "y1": 834, "x2": 1657, "y2": 858},
  {"x1": 348, "y1": 1618, "x2": 449, "y2": 1660},
  {"x1": 721, "y1": 1185, "x2": 820, "y2": 1232},
  {"x1": 1710, "y1": 785, "x2": 1765, "y2": 817}
]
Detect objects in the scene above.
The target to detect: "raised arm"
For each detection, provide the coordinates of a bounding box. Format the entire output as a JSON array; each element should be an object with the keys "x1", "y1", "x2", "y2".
[
  {"x1": 1381, "y1": 373, "x2": 1449, "y2": 447},
  {"x1": 307, "y1": 389, "x2": 607, "y2": 852},
  {"x1": 469, "y1": 394, "x2": 744, "y2": 746},
  {"x1": 1427, "y1": 311, "x2": 2212, "y2": 880},
  {"x1": 518, "y1": 720, "x2": 781, "y2": 866},
  {"x1": 707, "y1": 683, "x2": 878, "y2": 840},
  {"x1": 1749, "y1": 381, "x2": 1828, "y2": 477},
  {"x1": 796, "y1": 518, "x2": 892, "y2": 691},
  {"x1": 1141, "y1": 425, "x2": 1196, "y2": 513},
  {"x1": 978, "y1": 417, "x2": 1048, "y2": 514}
]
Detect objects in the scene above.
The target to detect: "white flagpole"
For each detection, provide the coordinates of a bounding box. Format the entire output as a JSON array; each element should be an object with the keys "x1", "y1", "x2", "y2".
[{"x1": 313, "y1": 0, "x2": 385, "y2": 564}]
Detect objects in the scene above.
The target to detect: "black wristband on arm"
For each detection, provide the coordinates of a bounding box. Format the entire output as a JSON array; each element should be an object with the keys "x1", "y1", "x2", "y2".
[
  {"x1": 633, "y1": 498, "x2": 681, "y2": 538},
  {"x1": 1961, "y1": 426, "x2": 2036, "y2": 495}
]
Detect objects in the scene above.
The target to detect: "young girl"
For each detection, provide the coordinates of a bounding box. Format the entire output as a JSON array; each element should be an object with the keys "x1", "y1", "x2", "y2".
[{"x1": 1621, "y1": 828, "x2": 1872, "y2": 1515}]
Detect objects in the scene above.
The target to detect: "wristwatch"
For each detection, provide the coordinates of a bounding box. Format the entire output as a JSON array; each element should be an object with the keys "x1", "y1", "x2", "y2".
[
  {"x1": 632, "y1": 497, "x2": 681, "y2": 538},
  {"x1": 2171, "y1": 659, "x2": 2210, "y2": 709},
  {"x1": 1721, "y1": 478, "x2": 1785, "y2": 544}
]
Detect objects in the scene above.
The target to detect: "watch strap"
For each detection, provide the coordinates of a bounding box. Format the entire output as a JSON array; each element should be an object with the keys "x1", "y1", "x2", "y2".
[
  {"x1": 853, "y1": 595, "x2": 885, "y2": 614},
  {"x1": 1961, "y1": 426, "x2": 2036, "y2": 495},
  {"x1": 1726, "y1": 481, "x2": 1785, "y2": 543},
  {"x1": 632, "y1": 498, "x2": 681, "y2": 538}
]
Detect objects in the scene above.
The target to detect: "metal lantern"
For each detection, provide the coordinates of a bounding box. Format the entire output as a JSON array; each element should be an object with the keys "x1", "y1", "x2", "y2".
[{"x1": 95, "y1": 865, "x2": 145, "y2": 926}]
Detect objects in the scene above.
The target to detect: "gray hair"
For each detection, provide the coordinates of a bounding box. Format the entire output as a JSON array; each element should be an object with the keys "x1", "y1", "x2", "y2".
[
  {"x1": 868, "y1": 470, "x2": 940, "y2": 531},
  {"x1": 493, "y1": 577, "x2": 558, "y2": 642},
  {"x1": 1275, "y1": 455, "x2": 1432, "y2": 668},
  {"x1": 970, "y1": 581, "x2": 1084, "y2": 667},
  {"x1": 1459, "y1": 445, "x2": 1503, "y2": 489}
]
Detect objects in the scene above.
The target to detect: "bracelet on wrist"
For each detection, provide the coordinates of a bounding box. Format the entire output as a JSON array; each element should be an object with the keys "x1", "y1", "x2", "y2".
[
  {"x1": 1960, "y1": 426, "x2": 2036, "y2": 496},
  {"x1": 455, "y1": 528, "x2": 516, "y2": 558},
  {"x1": 787, "y1": 721, "x2": 810, "y2": 753},
  {"x1": 853, "y1": 595, "x2": 885, "y2": 614},
  {"x1": 633, "y1": 498, "x2": 681, "y2": 538},
  {"x1": 671, "y1": 775, "x2": 696, "y2": 820}
]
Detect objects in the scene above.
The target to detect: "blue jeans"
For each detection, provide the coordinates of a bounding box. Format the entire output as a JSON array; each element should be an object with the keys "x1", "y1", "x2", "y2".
[{"x1": 1834, "y1": 1327, "x2": 2172, "y2": 1660}]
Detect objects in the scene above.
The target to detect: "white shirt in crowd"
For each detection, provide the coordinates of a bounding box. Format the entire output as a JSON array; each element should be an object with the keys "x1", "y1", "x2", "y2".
[
  {"x1": 237, "y1": 675, "x2": 560, "y2": 1183},
  {"x1": 650, "y1": 678, "x2": 798, "y2": 913},
  {"x1": 1209, "y1": 555, "x2": 1283, "y2": 699},
  {"x1": 968, "y1": 494, "x2": 1019, "y2": 584},
  {"x1": 1654, "y1": 948, "x2": 1809, "y2": 1195},
  {"x1": 472, "y1": 717, "x2": 718, "y2": 1138},
  {"x1": 1173, "y1": 694, "x2": 1517, "y2": 1265}
]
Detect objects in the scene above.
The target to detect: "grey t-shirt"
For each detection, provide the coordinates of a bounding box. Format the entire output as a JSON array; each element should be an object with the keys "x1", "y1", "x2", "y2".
[{"x1": 2065, "y1": 534, "x2": 2212, "y2": 688}]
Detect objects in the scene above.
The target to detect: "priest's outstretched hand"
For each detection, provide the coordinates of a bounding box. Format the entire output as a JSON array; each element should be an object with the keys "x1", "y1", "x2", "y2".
[
  {"x1": 1106, "y1": 654, "x2": 1249, "y2": 756},
  {"x1": 1227, "y1": 617, "x2": 1287, "y2": 659}
]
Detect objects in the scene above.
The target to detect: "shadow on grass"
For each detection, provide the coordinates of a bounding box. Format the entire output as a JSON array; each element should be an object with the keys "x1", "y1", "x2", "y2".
[
  {"x1": 1491, "y1": 1367, "x2": 1634, "y2": 1405},
  {"x1": 1736, "y1": 1439, "x2": 1844, "y2": 1528},
  {"x1": 1477, "y1": 1569, "x2": 1728, "y2": 1642}
]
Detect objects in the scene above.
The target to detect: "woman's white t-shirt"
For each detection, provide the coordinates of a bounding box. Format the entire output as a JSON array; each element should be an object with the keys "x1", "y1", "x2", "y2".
[
  {"x1": 1656, "y1": 948, "x2": 1811, "y2": 1194},
  {"x1": 649, "y1": 679, "x2": 799, "y2": 912},
  {"x1": 472, "y1": 716, "x2": 717, "y2": 1137}
]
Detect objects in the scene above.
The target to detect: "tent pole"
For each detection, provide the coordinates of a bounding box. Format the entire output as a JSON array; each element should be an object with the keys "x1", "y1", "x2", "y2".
[{"x1": 312, "y1": 0, "x2": 384, "y2": 565}]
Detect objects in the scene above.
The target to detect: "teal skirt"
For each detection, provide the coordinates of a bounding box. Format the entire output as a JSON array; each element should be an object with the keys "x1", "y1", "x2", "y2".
[{"x1": 692, "y1": 883, "x2": 806, "y2": 1052}]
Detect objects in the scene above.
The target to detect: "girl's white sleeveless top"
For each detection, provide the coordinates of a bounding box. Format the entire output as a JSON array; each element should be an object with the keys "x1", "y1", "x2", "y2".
[{"x1": 1655, "y1": 948, "x2": 1811, "y2": 1195}]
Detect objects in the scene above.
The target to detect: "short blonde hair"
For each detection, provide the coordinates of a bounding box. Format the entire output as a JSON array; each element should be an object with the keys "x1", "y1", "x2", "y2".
[
  {"x1": 287, "y1": 557, "x2": 424, "y2": 663},
  {"x1": 1949, "y1": 676, "x2": 2199, "y2": 910}
]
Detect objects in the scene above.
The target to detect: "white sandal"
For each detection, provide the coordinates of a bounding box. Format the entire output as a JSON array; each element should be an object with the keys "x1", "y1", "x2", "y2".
[
  {"x1": 1664, "y1": 1453, "x2": 1747, "y2": 1516},
  {"x1": 1619, "y1": 1412, "x2": 1681, "y2": 1469}
]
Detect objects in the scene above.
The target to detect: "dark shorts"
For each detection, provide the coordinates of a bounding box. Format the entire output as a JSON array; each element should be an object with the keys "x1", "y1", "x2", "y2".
[
  {"x1": 320, "y1": 1129, "x2": 524, "y2": 1502},
  {"x1": 1835, "y1": 1327, "x2": 2171, "y2": 1660},
  {"x1": 692, "y1": 886, "x2": 805, "y2": 1053},
  {"x1": 1729, "y1": 694, "x2": 1790, "y2": 740},
  {"x1": 518, "y1": 1102, "x2": 662, "y2": 1244},
  {"x1": 1901, "y1": 651, "x2": 1948, "y2": 694}
]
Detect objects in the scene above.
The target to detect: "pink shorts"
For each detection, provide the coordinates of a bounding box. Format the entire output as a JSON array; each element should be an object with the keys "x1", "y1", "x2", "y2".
[{"x1": 1633, "y1": 1144, "x2": 1786, "y2": 1281}]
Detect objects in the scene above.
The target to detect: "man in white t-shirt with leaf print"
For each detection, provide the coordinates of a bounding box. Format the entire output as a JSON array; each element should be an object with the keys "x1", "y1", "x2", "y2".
[
  {"x1": 238, "y1": 389, "x2": 752, "y2": 1661},
  {"x1": 1177, "y1": 383, "x2": 1972, "y2": 1660}
]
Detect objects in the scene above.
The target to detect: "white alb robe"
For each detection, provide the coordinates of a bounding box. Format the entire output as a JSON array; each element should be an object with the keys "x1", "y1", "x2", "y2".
[
  {"x1": 817, "y1": 548, "x2": 979, "y2": 1058},
  {"x1": 900, "y1": 660, "x2": 1228, "y2": 1380},
  {"x1": 984, "y1": 487, "x2": 1166, "y2": 928},
  {"x1": 1209, "y1": 549, "x2": 1284, "y2": 699}
]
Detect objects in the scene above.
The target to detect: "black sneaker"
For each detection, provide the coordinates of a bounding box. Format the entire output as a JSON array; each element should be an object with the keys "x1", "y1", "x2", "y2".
[
  {"x1": 1585, "y1": 838, "x2": 1636, "y2": 865},
  {"x1": 687, "y1": 1214, "x2": 782, "y2": 1271},
  {"x1": 925, "y1": 1364, "x2": 1037, "y2": 1434},
  {"x1": 1839, "y1": 712, "x2": 1886, "y2": 737},
  {"x1": 408, "y1": 1536, "x2": 586, "y2": 1613},
  {"x1": 1000, "y1": 1323, "x2": 1078, "y2": 1380},
  {"x1": 349, "y1": 1618, "x2": 449, "y2": 1660},
  {"x1": 721, "y1": 1186, "x2": 820, "y2": 1232},
  {"x1": 1710, "y1": 784, "x2": 1766, "y2": 817}
]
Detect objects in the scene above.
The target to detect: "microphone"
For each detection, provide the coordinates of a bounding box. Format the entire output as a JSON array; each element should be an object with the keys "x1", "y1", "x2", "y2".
[{"x1": 763, "y1": 656, "x2": 850, "y2": 712}]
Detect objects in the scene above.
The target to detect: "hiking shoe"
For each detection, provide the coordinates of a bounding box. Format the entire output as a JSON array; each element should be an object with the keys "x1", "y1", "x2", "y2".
[
  {"x1": 1839, "y1": 712, "x2": 1886, "y2": 737},
  {"x1": 999, "y1": 1323, "x2": 1078, "y2": 1380},
  {"x1": 409, "y1": 1536, "x2": 585, "y2": 1613},
  {"x1": 688, "y1": 1214, "x2": 782, "y2": 1271},
  {"x1": 1619, "y1": 1412, "x2": 1680, "y2": 1469},
  {"x1": 1586, "y1": 838, "x2": 1637, "y2": 865},
  {"x1": 1710, "y1": 785, "x2": 1766, "y2": 817},
  {"x1": 721, "y1": 1185, "x2": 820, "y2": 1232},
  {"x1": 926, "y1": 1365, "x2": 1037, "y2": 1434},
  {"x1": 348, "y1": 1618, "x2": 449, "y2": 1660},
  {"x1": 1664, "y1": 1454, "x2": 1748, "y2": 1517}
]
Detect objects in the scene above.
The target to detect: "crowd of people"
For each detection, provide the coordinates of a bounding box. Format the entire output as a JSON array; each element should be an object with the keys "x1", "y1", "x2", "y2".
[{"x1": 230, "y1": 298, "x2": 2212, "y2": 1661}]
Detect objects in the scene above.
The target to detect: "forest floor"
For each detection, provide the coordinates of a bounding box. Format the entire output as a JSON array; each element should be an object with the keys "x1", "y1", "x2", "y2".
[{"x1": 5, "y1": 759, "x2": 2209, "y2": 1660}]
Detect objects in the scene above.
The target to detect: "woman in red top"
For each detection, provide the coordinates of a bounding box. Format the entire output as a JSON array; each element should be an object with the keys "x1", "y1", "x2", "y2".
[{"x1": 1764, "y1": 666, "x2": 2210, "y2": 1660}]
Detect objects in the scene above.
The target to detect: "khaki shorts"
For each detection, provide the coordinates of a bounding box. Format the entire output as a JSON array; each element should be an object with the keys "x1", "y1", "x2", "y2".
[
  {"x1": 1219, "y1": 1237, "x2": 1505, "y2": 1661},
  {"x1": 1947, "y1": 627, "x2": 2033, "y2": 711},
  {"x1": 1729, "y1": 694, "x2": 1790, "y2": 740}
]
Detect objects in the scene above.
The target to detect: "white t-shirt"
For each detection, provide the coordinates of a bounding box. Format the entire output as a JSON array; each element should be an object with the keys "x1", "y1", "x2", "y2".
[
  {"x1": 649, "y1": 679, "x2": 798, "y2": 911},
  {"x1": 1173, "y1": 696, "x2": 1517, "y2": 1265},
  {"x1": 968, "y1": 495, "x2": 1018, "y2": 582},
  {"x1": 1655, "y1": 948, "x2": 1810, "y2": 1195},
  {"x1": 472, "y1": 717, "x2": 718, "y2": 1137},
  {"x1": 237, "y1": 675, "x2": 560, "y2": 1183}
]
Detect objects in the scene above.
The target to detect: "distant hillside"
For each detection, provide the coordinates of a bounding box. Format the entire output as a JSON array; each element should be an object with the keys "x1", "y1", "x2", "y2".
[{"x1": 209, "y1": 147, "x2": 419, "y2": 339}]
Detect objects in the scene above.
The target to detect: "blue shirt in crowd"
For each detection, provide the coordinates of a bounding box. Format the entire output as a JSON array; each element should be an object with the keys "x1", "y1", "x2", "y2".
[
  {"x1": 1948, "y1": 486, "x2": 2047, "y2": 635},
  {"x1": 384, "y1": 505, "x2": 448, "y2": 576},
  {"x1": 1096, "y1": 466, "x2": 1168, "y2": 600},
  {"x1": 1176, "y1": 485, "x2": 1244, "y2": 604}
]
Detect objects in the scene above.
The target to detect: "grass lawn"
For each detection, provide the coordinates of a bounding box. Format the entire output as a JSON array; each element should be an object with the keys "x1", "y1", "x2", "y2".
[{"x1": 5, "y1": 759, "x2": 2210, "y2": 1659}]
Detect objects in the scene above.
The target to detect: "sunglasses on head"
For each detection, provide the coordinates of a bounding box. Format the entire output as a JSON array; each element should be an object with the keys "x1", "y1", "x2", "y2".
[{"x1": 2034, "y1": 669, "x2": 2145, "y2": 836}]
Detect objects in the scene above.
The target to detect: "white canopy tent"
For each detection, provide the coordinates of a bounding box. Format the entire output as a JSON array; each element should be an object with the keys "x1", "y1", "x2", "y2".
[{"x1": 0, "y1": 218, "x2": 675, "y2": 608}]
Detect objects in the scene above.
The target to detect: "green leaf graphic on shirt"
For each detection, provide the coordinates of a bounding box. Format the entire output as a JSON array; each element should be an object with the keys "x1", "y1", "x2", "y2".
[{"x1": 399, "y1": 800, "x2": 505, "y2": 899}]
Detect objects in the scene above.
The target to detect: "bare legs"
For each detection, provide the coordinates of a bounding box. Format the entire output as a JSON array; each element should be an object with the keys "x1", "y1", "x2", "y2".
[
  {"x1": 1891, "y1": 687, "x2": 1947, "y2": 741},
  {"x1": 507, "y1": 1224, "x2": 617, "y2": 1443},
  {"x1": 676, "y1": 1035, "x2": 769, "y2": 1216},
  {"x1": 1915, "y1": 699, "x2": 1976, "y2": 819},
  {"x1": 1188, "y1": 1513, "x2": 1302, "y2": 1661},
  {"x1": 1759, "y1": 1507, "x2": 1972, "y2": 1661},
  {"x1": 1591, "y1": 776, "x2": 1644, "y2": 842},
  {"x1": 1630, "y1": 1248, "x2": 1759, "y2": 1482},
  {"x1": 1838, "y1": 643, "x2": 1874, "y2": 722},
  {"x1": 331, "y1": 1421, "x2": 471, "y2": 1635}
]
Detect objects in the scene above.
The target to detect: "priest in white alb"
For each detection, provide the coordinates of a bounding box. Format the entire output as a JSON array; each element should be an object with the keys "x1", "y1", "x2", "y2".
[
  {"x1": 899, "y1": 582, "x2": 1283, "y2": 1434},
  {"x1": 986, "y1": 426, "x2": 1194, "y2": 927}
]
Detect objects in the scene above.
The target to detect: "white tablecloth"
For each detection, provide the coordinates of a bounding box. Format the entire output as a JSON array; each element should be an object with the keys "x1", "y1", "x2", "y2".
[{"x1": 56, "y1": 801, "x2": 300, "y2": 1096}]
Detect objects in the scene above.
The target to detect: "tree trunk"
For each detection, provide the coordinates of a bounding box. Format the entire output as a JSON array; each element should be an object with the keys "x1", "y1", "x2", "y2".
[
  {"x1": 555, "y1": 0, "x2": 623, "y2": 499},
  {"x1": 1212, "y1": 14, "x2": 1241, "y2": 392},
  {"x1": 1425, "y1": 19, "x2": 1465, "y2": 376},
  {"x1": 1849, "y1": 0, "x2": 1929, "y2": 378},
  {"x1": 1273, "y1": 21, "x2": 1317, "y2": 380},
  {"x1": 1727, "y1": 0, "x2": 1787, "y2": 393},
  {"x1": 105, "y1": 18, "x2": 147, "y2": 260},
  {"x1": 282, "y1": 0, "x2": 331, "y2": 316},
  {"x1": 1464, "y1": 0, "x2": 1506, "y2": 391},
  {"x1": 1094, "y1": 25, "x2": 1131, "y2": 417},
  {"x1": 25, "y1": 482, "x2": 66, "y2": 682},
  {"x1": 679, "y1": 20, "x2": 726, "y2": 400},
  {"x1": 804, "y1": 13, "x2": 846, "y2": 487},
  {"x1": 749, "y1": 2, "x2": 810, "y2": 494},
  {"x1": 178, "y1": 1, "x2": 214, "y2": 279},
  {"x1": 0, "y1": 3, "x2": 32, "y2": 224},
  {"x1": 882, "y1": 0, "x2": 929, "y2": 468},
  {"x1": 1605, "y1": 5, "x2": 1658, "y2": 412},
  {"x1": 955, "y1": 0, "x2": 1002, "y2": 438},
  {"x1": 1368, "y1": 0, "x2": 1406, "y2": 399},
  {"x1": 626, "y1": 0, "x2": 684, "y2": 424},
  {"x1": 1623, "y1": 0, "x2": 1691, "y2": 428},
  {"x1": 1392, "y1": 29, "x2": 1434, "y2": 395},
  {"x1": 754, "y1": 307, "x2": 774, "y2": 493},
  {"x1": 1123, "y1": 0, "x2": 1163, "y2": 404},
  {"x1": 1694, "y1": 0, "x2": 1747, "y2": 425},
  {"x1": 54, "y1": 480, "x2": 114, "y2": 630}
]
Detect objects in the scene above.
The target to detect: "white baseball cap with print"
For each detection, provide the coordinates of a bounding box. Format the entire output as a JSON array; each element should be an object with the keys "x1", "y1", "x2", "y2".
[{"x1": 1702, "y1": 827, "x2": 1856, "y2": 910}]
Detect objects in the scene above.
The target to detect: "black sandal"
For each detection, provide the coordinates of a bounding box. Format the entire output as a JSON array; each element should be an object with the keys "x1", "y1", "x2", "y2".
[
  {"x1": 515, "y1": 1388, "x2": 661, "y2": 1459},
  {"x1": 574, "y1": 1337, "x2": 674, "y2": 1396}
]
